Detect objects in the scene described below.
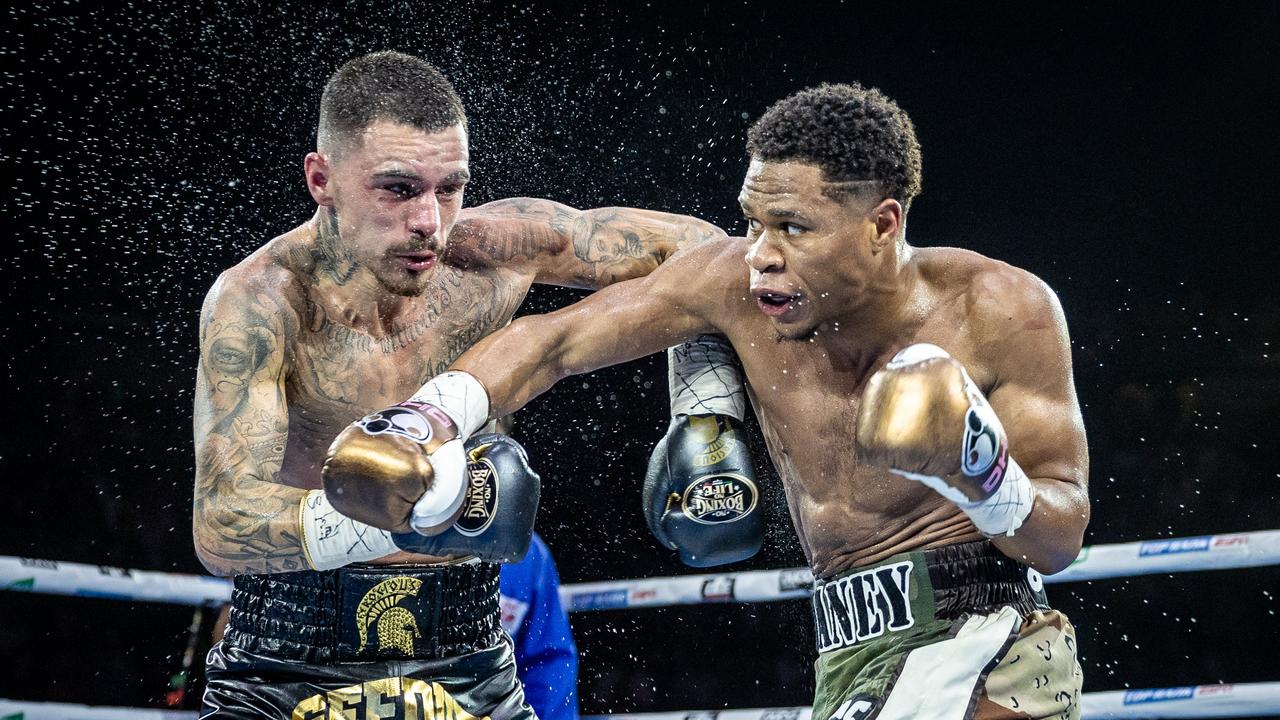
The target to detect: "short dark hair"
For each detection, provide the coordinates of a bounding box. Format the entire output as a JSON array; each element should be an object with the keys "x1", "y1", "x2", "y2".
[
  {"x1": 317, "y1": 51, "x2": 466, "y2": 157},
  {"x1": 746, "y1": 83, "x2": 922, "y2": 209}
]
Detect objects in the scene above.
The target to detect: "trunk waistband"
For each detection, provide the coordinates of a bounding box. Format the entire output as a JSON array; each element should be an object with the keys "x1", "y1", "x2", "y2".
[
  {"x1": 225, "y1": 561, "x2": 502, "y2": 664},
  {"x1": 812, "y1": 540, "x2": 1048, "y2": 654}
]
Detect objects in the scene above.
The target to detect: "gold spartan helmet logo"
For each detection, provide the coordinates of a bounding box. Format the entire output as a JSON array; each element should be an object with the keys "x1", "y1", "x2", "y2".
[{"x1": 356, "y1": 577, "x2": 424, "y2": 656}]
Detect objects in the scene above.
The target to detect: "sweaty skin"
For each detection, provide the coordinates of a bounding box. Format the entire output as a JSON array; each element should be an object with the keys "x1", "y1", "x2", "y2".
[
  {"x1": 451, "y1": 161, "x2": 1089, "y2": 578},
  {"x1": 192, "y1": 121, "x2": 725, "y2": 577}
]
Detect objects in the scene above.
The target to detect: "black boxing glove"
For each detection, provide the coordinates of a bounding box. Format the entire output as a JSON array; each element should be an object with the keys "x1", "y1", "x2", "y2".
[
  {"x1": 391, "y1": 433, "x2": 541, "y2": 564},
  {"x1": 645, "y1": 336, "x2": 763, "y2": 567}
]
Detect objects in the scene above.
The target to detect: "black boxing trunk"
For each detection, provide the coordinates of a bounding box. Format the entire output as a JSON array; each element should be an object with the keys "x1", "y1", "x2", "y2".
[{"x1": 202, "y1": 561, "x2": 534, "y2": 719}]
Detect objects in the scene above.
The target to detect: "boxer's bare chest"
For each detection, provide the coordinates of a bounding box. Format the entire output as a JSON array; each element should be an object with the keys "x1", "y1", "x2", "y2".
[
  {"x1": 277, "y1": 267, "x2": 527, "y2": 488},
  {"x1": 727, "y1": 298, "x2": 996, "y2": 573}
]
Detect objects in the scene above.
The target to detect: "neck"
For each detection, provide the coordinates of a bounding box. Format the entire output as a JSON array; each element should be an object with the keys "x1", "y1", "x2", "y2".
[
  {"x1": 820, "y1": 242, "x2": 924, "y2": 370},
  {"x1": 306, "y1": 209, "x2": 422, "y2": 337}
]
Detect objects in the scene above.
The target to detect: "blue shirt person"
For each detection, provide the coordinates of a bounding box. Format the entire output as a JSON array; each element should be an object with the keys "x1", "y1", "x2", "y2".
[{"x1": 499, "y1": 532, "x2": 579, "y2": 720}]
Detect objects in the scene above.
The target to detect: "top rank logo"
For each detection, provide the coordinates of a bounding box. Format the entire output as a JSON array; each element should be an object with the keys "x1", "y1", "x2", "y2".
[
  {"x1": 1123, "y1": 686, "x2": 1195, "y2": 704},
  {"x1": 1138, "y1": 536, "x2": 1211, "y2": 557}
]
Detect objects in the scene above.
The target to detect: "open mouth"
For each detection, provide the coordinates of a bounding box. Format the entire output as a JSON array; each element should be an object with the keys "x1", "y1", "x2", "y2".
[{"x1": 752, "y1": 289, "x2": 800, "y2": 317}]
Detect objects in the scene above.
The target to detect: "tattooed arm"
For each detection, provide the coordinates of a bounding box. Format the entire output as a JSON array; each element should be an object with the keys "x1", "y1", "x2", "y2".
[
  {"x1": 447, "y1": 198, "x2": 727, "y2": 290},
  {"x1": 192, "y1": 268, "x2": 306, "y2": 576}
]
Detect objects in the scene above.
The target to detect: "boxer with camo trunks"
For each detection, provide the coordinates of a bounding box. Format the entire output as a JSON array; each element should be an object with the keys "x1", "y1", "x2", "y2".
[{"x1": 327, "y1": 82, "x2": 1089, "y2": 719}]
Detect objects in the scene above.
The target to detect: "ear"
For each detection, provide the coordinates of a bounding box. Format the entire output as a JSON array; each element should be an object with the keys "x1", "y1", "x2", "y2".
[
  {"x1": 869, "y1": 198, "x2": 903, "y2": 253},
  {"x1": 304, "y1": 152, "x2": 335, "y2": 207}
]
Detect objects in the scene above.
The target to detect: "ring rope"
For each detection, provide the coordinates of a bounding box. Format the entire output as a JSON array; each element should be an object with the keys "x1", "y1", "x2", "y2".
[
  {"x1": 560, "y1": 530, "x2": 1280, "y2": 612},
  {"x1": 0, "y1": 699, "x2": 196, "y2": 718},
  {"x1": 3, "y1": 531, "x2": 1278, "y2": 719},
  {"x1": 573, "y1": 682, "x2": 1280, "y2": 719},
  {"x1": 4, "y1": 682, "x2": 1279, "y2": 719},
  {"x1": 2, "y1": 530, "x2": 1277, "y2": 612}
]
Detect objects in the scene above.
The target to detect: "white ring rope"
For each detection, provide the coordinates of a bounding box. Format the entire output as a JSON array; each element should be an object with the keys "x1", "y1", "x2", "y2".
[
  {"x1": 2, "y1": 531, "x2": 1279, "y2": 719},
  {"x1": 0, "y1": 699, "x2": 196, "y2": 719},
  {"x1": 4, "y1": 683, "x2": 1279, "y2": 719},
  {"x1": 2, "y1": 531, "x2": 1278, "y2": 611},
  {"x1": 560, "y1": 530, "x2": 1280, "y2": 612},
  {"x1": 572, "y1": 683, "x2": 1280, "y2": 719},
  {"x1": 0, "y1": 557, "x2": 232, "y2": 607}
]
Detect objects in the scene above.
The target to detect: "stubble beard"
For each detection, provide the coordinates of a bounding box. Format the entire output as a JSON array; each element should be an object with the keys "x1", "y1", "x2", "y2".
[{"x1": 371, "y1": 260, "x2": 434, "y2": 297}]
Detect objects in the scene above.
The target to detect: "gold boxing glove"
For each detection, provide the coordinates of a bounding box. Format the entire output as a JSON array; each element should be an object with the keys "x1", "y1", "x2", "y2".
[
  {"x1": 322, "y1": 371, "x2": 492, "y2": 535},
  {"x1": 856, "y1": 343, "x2": 1032, "y2": 536},
  {"x1": 323, "y1": 401, "x2": 464, "y2": 534}
]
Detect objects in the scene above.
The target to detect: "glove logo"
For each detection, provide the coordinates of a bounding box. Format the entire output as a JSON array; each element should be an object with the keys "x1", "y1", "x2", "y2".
[
  {"x1": 961, "y1": 404, "x2": 1003, "y2": 480},
  {"x1": 357, "y1": 407, "x2": 433, "y2": 443},
  {"x1": 681, "y1": 474, "x2": 758, "y2": 525},
  {"x1": 687, "y1": 415, "x2": 738, "y2": 467},
  {"x1": 455, "y1": 456, "x2": 498, "y2": 537}
]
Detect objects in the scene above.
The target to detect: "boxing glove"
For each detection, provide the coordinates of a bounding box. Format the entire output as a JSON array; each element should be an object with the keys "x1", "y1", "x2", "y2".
[
  {"x1": 645, "y1": 413, "x2": 764, "y2": 566},
  {"x1": 390, "y1": 433, "x2": 540, "y2": 563},
  {"x1": 855, "y1": 343, "x2": 1033, "y2": 536},
  {"x1": 322, "y1": 371, "x2": 491, "y2": 535},
  {"x1": 645, "y1": 335, "x2": 762, "y2": 567}
]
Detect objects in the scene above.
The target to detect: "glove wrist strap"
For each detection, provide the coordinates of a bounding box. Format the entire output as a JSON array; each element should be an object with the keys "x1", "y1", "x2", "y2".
[
  {"x1": 299, "y1": 490, "x2": 398, "y2": 570},
  {"x1": 409, "y1": 371, "x2": 490, "y2": 439},
  {"x1": 668, "y1": 334, "x2": 747, "y2": 420},
  {"x1": 895, "y1": 458, "x2": 1033, "y2": 537},
  {"x1": 960, "y1": 456, "x2": 1034, "y2": 536}
]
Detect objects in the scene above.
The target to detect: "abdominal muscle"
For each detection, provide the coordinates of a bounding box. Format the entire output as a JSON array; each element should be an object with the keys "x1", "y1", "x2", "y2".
[{"x1": 757, "y1": 412, "x2": 983, "y2": 579}]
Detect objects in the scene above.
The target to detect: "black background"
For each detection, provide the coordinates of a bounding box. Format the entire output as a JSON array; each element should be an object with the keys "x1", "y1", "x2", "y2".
[{"x1": 3, "y1": 1, "x2": 1279, "y2": 717}]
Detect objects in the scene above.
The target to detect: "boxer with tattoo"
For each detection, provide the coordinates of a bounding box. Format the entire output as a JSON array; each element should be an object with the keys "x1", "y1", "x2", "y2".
[
  {"x1": 192, "y1": 51, "x2": 724, "y2": 718},
  {"x1": 341, "y1": 83, "x2": 1089, "y2": 719}
]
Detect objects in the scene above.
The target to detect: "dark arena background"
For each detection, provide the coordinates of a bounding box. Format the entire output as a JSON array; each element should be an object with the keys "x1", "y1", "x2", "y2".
[{"x1": 3, "y1": 1, "x2": 1279, "y2": 718}]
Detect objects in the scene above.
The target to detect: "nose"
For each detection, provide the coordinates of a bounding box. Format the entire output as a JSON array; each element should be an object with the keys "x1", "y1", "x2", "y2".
[
  {"x1": 408, "y1": 193, "x2": 441, "y2": 240},
  {"x1": 745, "y1": 232, "x2": 784, "y2": 274}
]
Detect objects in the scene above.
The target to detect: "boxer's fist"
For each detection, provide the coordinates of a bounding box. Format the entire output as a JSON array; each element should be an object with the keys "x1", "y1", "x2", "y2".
[
  {"x1": 322, "y1": 401, "x2": 467, "y2": 534},
  {"x1": 856, "y1": 344, "x2": 1009, "y2": 503},
  {"x1": 644, "y1": 414, "x2": 763, "y2": 567},
  {"x1": 856, "y1": 344, "x2": 1033, "y2": 537},
  {"x1": 391, "y1": 434, "x2": 540, "y2": 564}
]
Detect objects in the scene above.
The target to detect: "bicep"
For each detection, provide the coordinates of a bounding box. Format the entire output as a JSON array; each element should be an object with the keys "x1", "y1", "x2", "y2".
[
  {"x1": 552, "y1": 271, "x2": 712, "y2": 374},
  {"x1": 193, "y1": 280, "x2": 292, "y2": 487},
  {"x1": 985, "y1": 289, "x2": 1088, "y2": 491},
  {"x1": 454, "y1": 253, "x2": 717, "y2": 416}
]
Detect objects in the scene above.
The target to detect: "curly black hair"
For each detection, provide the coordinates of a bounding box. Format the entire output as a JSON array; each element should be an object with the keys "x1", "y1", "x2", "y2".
[
  {"x1": 746, "y1": 83, "x2": 922, "y2": 209},
  {"x1": 318, "y1": 51, "x2": 466, "y2": 158}
]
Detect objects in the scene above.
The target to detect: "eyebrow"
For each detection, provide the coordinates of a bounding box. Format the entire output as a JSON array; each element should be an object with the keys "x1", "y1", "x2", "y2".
[
  {"x1": 370, "y1": 169, "x2": 471, "y2": 184},
  {"x1": 372, "y1": 169, "x2": 422, "y2": 182},
  {"x1": 766, "y1": 207, "x2": 802, "y2": 219},
  {"x1": 741, "y1": 201, "x2": 806, "y2": 221}
]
